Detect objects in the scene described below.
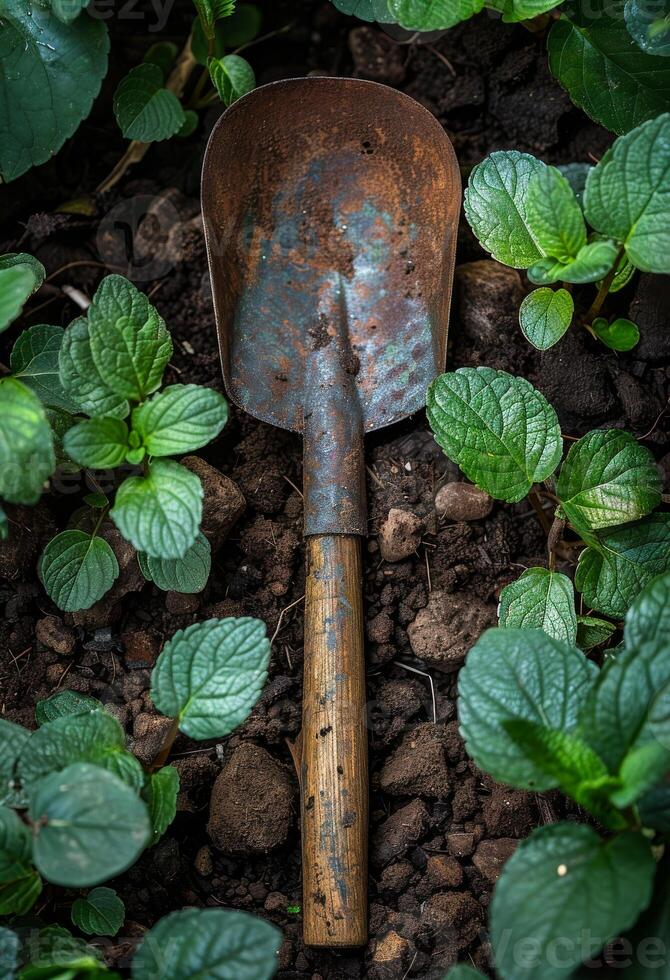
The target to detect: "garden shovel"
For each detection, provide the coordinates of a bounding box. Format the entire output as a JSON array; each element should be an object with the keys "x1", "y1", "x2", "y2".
[{"x1": 202, "y1": 76, "x2": 460, "y2": 947}]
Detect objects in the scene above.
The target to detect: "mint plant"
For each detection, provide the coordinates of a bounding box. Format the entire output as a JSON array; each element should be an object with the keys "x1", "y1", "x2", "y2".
[
  {"x1": 464, "y1": 113, "x2": 670, "y2": 351},
  {"x1": 330, "y1": 0, "x2": 670, "y2": 134},
  {"x1": 448, "y1": 571, "x2": 670, "y2": 980},
  {"x1": 427, "y1": 366, "x2": 667, "y2": 625},
  {"x1": 0, "y1": 616, "x2": 272, "y2": 974},
  {"x1": 9, "y1": 272, "x2": 231, "y2": 613}
]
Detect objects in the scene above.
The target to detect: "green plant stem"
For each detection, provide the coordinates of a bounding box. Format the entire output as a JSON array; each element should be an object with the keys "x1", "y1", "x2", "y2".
[
  {"x1": 529, "y1": 486, "x2": 553, "y2": 535},
  {"x1": 585, "y1": 245, "x2": 626, "y2": 323},
  {"x1": 150, "y1": 717, "x2": 180, "y2": 772},
  {"x1": 90, "y1": 505, "x2": 109, "y2": 539},
  {"x1": 547, "y1": 516, "x2": 566, "y2": 571}
]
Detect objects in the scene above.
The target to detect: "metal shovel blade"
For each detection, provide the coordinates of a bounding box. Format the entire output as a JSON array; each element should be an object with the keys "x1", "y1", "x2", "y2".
[{"x1": 203, "y1": 76, "x2": 461, "y2": 948}]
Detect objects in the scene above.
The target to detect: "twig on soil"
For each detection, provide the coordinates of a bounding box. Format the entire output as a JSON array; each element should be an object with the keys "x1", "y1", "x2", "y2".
[
  {"x1": 638, "y1": 397, "x2": 669, "y2": 441},
  {"x1": 270, "y1": 595, "x2": 305, "y2": 647},
  {"x1": 424, "y1": 546, "x2": 432, "y2": 592},
  {"x1": 61, "y1": 285, "x2": 90, "y2": 310},
  {"x1": 395, "y1": 661, "x2": 437, "y2": 724},
  {"x1": 283, "y1": 475, "x2": 303, "y2": 498},
  {"x1": 401, "y1": 951, "x2": 418, "y2": 980},
  {"x1": 425, "y1": 44, "x2": 456, "y2": 76}
]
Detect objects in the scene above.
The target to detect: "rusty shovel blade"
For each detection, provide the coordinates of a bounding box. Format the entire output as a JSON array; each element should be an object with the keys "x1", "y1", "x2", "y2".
[{"x1": 202, "y1": 76, "x2": 461, "y2": 947}]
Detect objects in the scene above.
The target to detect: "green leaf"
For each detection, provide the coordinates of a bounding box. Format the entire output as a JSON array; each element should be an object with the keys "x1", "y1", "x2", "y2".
[
  {"x1": 10, "y1": 324, "x2": 76, "y2": 411},
  {"x1": 331, "y1": 0, "x2": 395, "y2": 20},
  {"x1": 143, "y1": 40, "x2": 178, "y2": 78},
  {"x1": 72, "y1": 887, "x2": 125, "y2": 937},
  {"x1": 0, "y1": 378, "x2": 56, "y2": 505},
  {"x1": 87, "y1": 276, "x2": 172, "y2": 402},
  {"x1": 458, "y1": 628, "x2": 597, "y2": 789},
  {"x1": 176, "y1": 109, "x2": 199, "y2": 138},
  {"x1": 139, "y1": 532, "x2": 211, "y2": 594},
  {"x1": 556, "y1": 429, "x2": 662, "y2": 532},
  {"x1": 193, "y1": 0, "x2": 235, "y2": 38},
  {"x1": 548, "y1": 1, "x2": 670, "y2": 135},
  {"x1": 30, "y1": 762, "x2": 150, "y2": 887},
  {"x1": 0, "y1": 807, "x2": 32, "y2": 861},
  {"x1": 59, "y1": 317, "x2": 130, "y2": 419},
  {"x1": 625, "y1": 0, "x2": 670, "y2": 55},
  {"x1": 111, "y1": 460, "x2": 203, "y2": 560},
  {"x1": 492, "y1": 0, "x2": 562, "y2": 21},
  {"x1": 131, "y1": 907, "x2": 281, "y2": 980},
  {"x1": 113, "y1": 64, "x2": 185, "y2": 142},
  {"x1": 0, "y1": 504, "x2": 7, "y2": 541},
  {"x1": 584, "y1": 114, "x2": 670, "y2": 273},
  {"x1": 525, "y1": 166, "x2": 587, "y2": 263},
  {"x1": 426, "y1": 367, "x2": 562, "y2": 503},
  {"x1": 576, "y1": 615, "x2": 616, "y2": 650},
  {"x1": 0, "y1": 926, "x2": 19, "y2": 979},
  {"x1": 142, "y1": 766, "x2": 179, "y2": 846},
  {"x1": 18, "y1": 709, "x2": 144, "y2": 793},
  {"x1": 518, "y1": 287, "x2": 573, "y2": 350},
  {"x1": 0, "y1": 850, "x2": 41, "y2": 916},
  {"x1": 40, "y1": 531, "x2": 119, "y2": 613},
  {"x1": 208, "y1": 55, "x2": 255, "y2": 106},
  {"x1": 502, "y1": 719, "x2": 619, "y2": 820},
  {"x1": 222, "y1": 3, "x2": 262, "y2": 44},
  {"x1": 41, "y1": 407, "x2": 77, "y2": 470},
  {"x1": 18, "y1": 925, "x2": 113, "y2": 980},
  {"x1": 639, "y1": 781, "x2": 670, "y2": 834},
  {"x1": 527, "y1": 239, "x2": 618, "y2": 285},
  {"x1": 151, "y1": 617, "x2": 270, "y2": 740},
  {"x1": 131, "y1": 384, "x2": 228, "y2": 456},
  {"x1": 0, "y1": 718, "x2": 30, "y2": 807},
  {"x1": 612, "y1": 740, "x2": 670, "y2": 807},
  {"x1": 579, "y1": 573, "x2": 670, "y2": 772},
  {"x1": 575, "y1": 514, "x2": 670, "y2": 617},
  {"x1": 0, "y1": 2, "x2": 109, "y2": 181},
  {"x1": 387, "y1": 0, "x2": 484, "y2": 28},
  {"x1": 36, "y1": 691, "x2": 102, "y2": 727},
  {"x1": 499, "y1": 568, "x2": 577, "y2": 645},
  {"x1": 464, "y1": 151, "x2": 547, "y2": 268},
  {"x1": 557, "y1": 163, "x2": 592, "y2": 205},
  {"x1": 50, "y1": 0, "x2": 90, "y2": 23},
  {"x1": 0, "y1": 266, "x2": 38, "y2": 333},
  {"x1": 63, "y1": 418, "x2": 130, "y2": 470},
  {"x1": 490, "y1": 824, "x2": 655, "y2": 980},
  {"x1": 592, "y1": 317, "x2": 640, "y2": 351},
  {"x1": 0, "y1": 251, "x2": 46, "y2": 285}
]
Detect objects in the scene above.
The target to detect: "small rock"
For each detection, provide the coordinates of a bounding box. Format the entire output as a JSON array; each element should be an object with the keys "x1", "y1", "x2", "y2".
[
  {"x1": 370, "y1": 930, "x2": 414, "y2": 979},
  {"x1": 35, "y1": 615, "x2": 76, "y2": 656},
  {"x1": 407, "y1": 591, "x2": 496, "y2": 670},
  {"x1": 181, "y1": 456, "x2": 245, "y2": 553},
  {"x1": 435, "y1": 483, "x2": 493, "y2": 522},
  {"x1": 366, "y1": 611, "x2": 394, "y2": 644},
  {"x1": 483, "y1": 785, "x2": 536, "y2": 838},
  {"x1": 372, "y1": 800, "x2": 429, "y2": 866},
  {"x1": 379, "y1": 509, "x2": 425, "y2": 562},
  {"x1": 455, "y1": 260, "x2": 524, "y2": 347},
  {"x1": 194, "y1": 845, "x2": 213, "y2": 876},
  {"x1": 425, "y1": 854, "x2": 463, "y2": 890},
  {"x1": 208, "y1": 743, "x2": 294, "y2": 854},
  {"x1": 445, "y1": 831, "x2": 475, "y2": 858},
  {"x1": 424, "y1": 891, "x2": 483, "y2": 946},
  {"x1": 122, "y1": 630, "x2": 160, "y2": 667},
  {"x1": 379, "y1": 724, "x2": 450, "y2": 798},
  {"x1": 131, "y1": 713, "x2": 175, "y2": 766},
  {"x1": 473, "y1": 838, "x2": 518, "y2": 882},
  {"x1": 264, "y1": 891, "x2": 286, "y2": 914},
  {"x1": 378, "y1": 859, "x2": 414, "y2": 895},
  {"x1": 165, "y1": 591, "x2": 201, "y2": 615}
]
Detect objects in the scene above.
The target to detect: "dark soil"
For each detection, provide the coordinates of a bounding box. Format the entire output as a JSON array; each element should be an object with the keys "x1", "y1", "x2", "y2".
[{"x1": 1, "y1": 2, "x2": 669, "y2": 977}]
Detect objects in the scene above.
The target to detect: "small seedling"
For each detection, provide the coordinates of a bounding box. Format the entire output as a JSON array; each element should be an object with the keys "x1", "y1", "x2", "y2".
[
  {"x1": 0, "y1": 270, "x2": 230, "y2": 613},
  {"x1": 427, "y1": 366, "x2": 666, "y2": 625},
  {"x1": 465, "y1": 113, "x2": 670, "y2": 351},
  {"x1": 450, "y1": 571, "x2": 670, "y2": 980},
  {"x1": 0, "y1": 616, "x2": 272, "y2": 975},
  {"x1": 465, "y1": 113, "x2": 670, "y2": 350}
]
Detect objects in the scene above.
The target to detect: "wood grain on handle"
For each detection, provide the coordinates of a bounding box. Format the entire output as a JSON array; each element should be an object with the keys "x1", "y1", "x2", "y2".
[{"x1": 301, "y1": 534, "x2": 368, "y2": 947}]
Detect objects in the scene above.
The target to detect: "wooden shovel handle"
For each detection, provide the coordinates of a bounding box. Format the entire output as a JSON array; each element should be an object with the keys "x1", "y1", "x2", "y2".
[{"x1": 301, "y1": 534, "x2": 368, "y2": 947}]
